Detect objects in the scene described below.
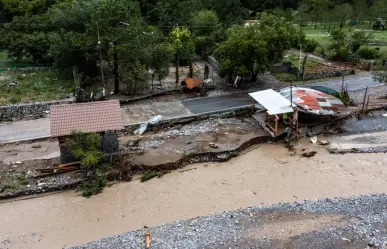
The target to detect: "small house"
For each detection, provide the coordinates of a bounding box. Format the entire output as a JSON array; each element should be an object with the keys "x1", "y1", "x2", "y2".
[{"x1": 50, "y1": 100, "x2": 124, "y2": 164}]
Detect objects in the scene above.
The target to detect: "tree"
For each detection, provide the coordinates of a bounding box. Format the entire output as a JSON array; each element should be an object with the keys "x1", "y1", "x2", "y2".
[
  {"x1": 169, "y1": 26, "x2": 195, "y2": 85},
  {"x1": 347, "y1": 31, "x2": 374, "y2": 52},
  {"x1": 147, "y1": 41, "x2": 174, "y2": 89},
  {"x1": 69, "y1": 132, "x2": 104, "y2": 171},
  {"x1": 215, "y1": 25, "x2": 268, "y2": 82},
  {"x1": 332, "y1": 4, "x2": 354, "y2": 30},
  {"x1": 258, "y1": 12, "x2": 302, "y2": 64},
  {"x1": 373, "y1": 57, "x2": 387, "y2": 84},
  {"x1": 216, "y1": 12, "x2": 302, "y2": 82},
  {"x1": 190, "y1": 10, "x2": 220, "y2": 59}
]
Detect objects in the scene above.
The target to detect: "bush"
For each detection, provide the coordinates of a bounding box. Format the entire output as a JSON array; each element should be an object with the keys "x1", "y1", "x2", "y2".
[
  {"x1": 304, "y1": 39, "x2": 319, "y2": 53},
  {"x1": 141, "y1": 171, "x2": 158, "y2": 182},
  {"x1": 358, "y1": 47, "x2": 379, "y2": 59},
  {"x1": 348, "y1": 53, "x2": 361, "y2": 64},
  {"x1": 327, "y1": 48, "x2": 350, "y2": 62},
  {"x1": 77, "y1": 174, "x2": 107, "y2": 198}
]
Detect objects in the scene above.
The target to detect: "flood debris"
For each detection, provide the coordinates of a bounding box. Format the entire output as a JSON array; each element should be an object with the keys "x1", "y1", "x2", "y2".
[
  {"x1": 209, "y1": 142, "x2": 219, "y2": 149},
  {"x1": 145, "y1": 232, "x2": 151, "y2": 248},
  {"x1": 319, "y1": 140, "x2": 330, "y2": 145},
  {"x1": 134, "y1": 115, "x2": 163, "y2": 135},
  {"x1": 301, "y1": 151, "x2": 317, "y2": 158}
]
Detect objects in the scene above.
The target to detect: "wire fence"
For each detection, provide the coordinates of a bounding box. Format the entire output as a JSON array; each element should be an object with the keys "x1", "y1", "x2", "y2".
[{"x1": 0, "y1": 59, "x2": 51, "y2": 70}]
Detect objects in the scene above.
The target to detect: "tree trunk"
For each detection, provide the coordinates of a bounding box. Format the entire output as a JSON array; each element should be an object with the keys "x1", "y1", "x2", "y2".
[
  {"x1": 251, "y1": 71, "x2": 257, "y2": 82},
  {"x1": 301, "y1": 53, "x2": 308, "y2": 81},
  {"x1": 189, "y1": 58, "x2": 193, "y2": 78},
  {"x1": 113, "y1": 46, "x2": 119, "y2": 94},
  {"x1": 328, "y1": 22, "x2": 331, "y2": 32},
  {"x1": 175, "y1": 57, "x2": 179, "y2": 86}
]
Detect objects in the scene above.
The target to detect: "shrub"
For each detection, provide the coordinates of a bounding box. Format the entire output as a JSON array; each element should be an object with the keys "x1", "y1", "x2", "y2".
[
  {"x1": 327, "y1": 48, "x2": 350, "y2": 62},
  {"x1": 77, "y1": 174, "x2": 107, "y2": 198},
  {"x1": 348, "y1": 53, "x2": 361, "y2": 64},
  {"x1": 358, "y1": 47, "x2": 379, "y2": 59},
  {"x1": 304, "y1": 39, "x2": 319, "y2": 53},
  {"x1": 141, "y1": 171, "x2": 158, "y2": 182}
]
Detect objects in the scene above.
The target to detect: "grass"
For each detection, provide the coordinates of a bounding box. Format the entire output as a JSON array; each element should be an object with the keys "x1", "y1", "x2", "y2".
[
  {"x1": 0, "y1": 69, "x2": 74, "y2": 105},
  {"x1": 141, "y1": 171, "x2": 158, "y2": 182},
  {"x1": 284, "y1": 54, "x2": 328, "y2": 73},
  {"x1": 0, "y1": 172, "x2": 29, "y2": 193},
  {"x1": 274, "y1": 72, "x2": 298, "y2": 81},
  {"x1": 77, "y1": 174, "x2": 108, "y2": 198},
  {"x1": 0, "y1": 50, "x2": 50, "y2": 69}
]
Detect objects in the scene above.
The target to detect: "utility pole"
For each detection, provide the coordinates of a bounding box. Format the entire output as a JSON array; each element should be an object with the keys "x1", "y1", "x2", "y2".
[
  {"x1": 97, "y1": 22, "x2": 105, "y2": 97},
  {"x1": 298, "y1": 44, "x2": 302, "y2": 80}
]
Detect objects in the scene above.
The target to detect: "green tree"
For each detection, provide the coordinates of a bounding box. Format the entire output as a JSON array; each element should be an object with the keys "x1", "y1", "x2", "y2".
[
  {"x1": 332, "y1": 3, "x2": 354, "y2": 31},
  {"x1": 169, "y1": 26, "x2": 195, "y2": 85},
  {"x1": 69, "y1": 132, "x2": 104, "y2": 171},
  {"x1": 347, "y1": 31, "x2": 374, "y2": 52},
  {"x1": 373, "y1": 58, "x2": 387, "y2": 84},
  {"x1": 215, "y1": 25, "x2": 268, "y2": 82},
  {"x1": 147, "y1": 42, "x2": 174, "y2": 88},
  {"x1": 190, "y1": 10, "x2": 220, "y2": 58}
]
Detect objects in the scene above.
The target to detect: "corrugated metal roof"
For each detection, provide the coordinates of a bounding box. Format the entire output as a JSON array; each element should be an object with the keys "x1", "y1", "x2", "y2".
[
  {"x1": 184, "y1": 78, "x2": 203, "y2": 89},
  {"x1": 280, "y1": 87, "x2": 347, "y2": 116},
  {"x1": 50, "y1": 100, "x2": 124, "y2": 137},
  {"x1": 249, "y1": 89, "x2": 295, "y2": 115}
]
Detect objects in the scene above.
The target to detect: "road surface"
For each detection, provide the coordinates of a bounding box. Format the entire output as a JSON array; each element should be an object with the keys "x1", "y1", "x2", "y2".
[
  {"x1": 305, "y1": 74, "x2": 382, "y2": 91},
  {"x1": 182, "y1": 93, "x2": 254, "y2": 114},
  {"x1": 0, "y1": 74, "x2": 381, "y2": 143},
  {"x1": 0, "y1": 118, "x2": 50, "y2": 143}
]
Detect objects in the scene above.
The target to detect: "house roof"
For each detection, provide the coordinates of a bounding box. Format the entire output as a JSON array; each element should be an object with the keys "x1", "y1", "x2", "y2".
[
  {"x1": 50, "y1": 100, "x2": 124, "y2": 137},
  {"x1": 249, "y1": 89, "x2": 295, "y2": 115},
  {"x1": 279, "y1": 87, "x2": 347, "y2": 116},
  {"x1": 184, "y1": 78, "x2": 203, "y2": 89}
]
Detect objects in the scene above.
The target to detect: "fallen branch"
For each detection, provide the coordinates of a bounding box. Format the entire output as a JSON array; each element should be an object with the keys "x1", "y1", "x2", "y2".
[{"x1": 178, "y1": 168, "x2": 197, "y2": 173}]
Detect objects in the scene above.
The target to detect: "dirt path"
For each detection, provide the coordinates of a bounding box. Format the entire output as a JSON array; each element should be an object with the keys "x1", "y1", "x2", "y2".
[{"x1": 1, "y1": 143, "x2": 387, "y2": 249}]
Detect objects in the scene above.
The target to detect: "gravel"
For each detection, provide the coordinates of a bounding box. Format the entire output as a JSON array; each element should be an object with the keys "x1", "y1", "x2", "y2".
[
  {"x1": 70, "y1": 194, "x2": 387, "y2": 249},
  {"x1": 342, "y1": 111, "x2": 387, "y2": 135}
]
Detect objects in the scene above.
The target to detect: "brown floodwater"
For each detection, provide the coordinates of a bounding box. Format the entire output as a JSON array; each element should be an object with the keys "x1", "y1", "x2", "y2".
[{"x1": 1, "y1": 143, "x2": 387, "y2": 249}]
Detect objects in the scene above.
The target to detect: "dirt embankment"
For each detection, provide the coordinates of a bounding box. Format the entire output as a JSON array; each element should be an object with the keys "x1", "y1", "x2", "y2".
[{"x1": 119, "y1": 117, "x2": 270, "y2": 171}]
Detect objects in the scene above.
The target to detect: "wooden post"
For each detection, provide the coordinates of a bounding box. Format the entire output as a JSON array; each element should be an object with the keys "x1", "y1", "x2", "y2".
[
  {"x1": 362, "y1": 87, "x2": 369, "y2": 115},
  {"x1": 365, "y1": 96, "x2": 370, "y2": 112},
  {"x1": 145, "y1": 232, "x2": 151, "y2": 248},
  {"x1": 275, "y1": 117, "x2": 278, "y2": 136}
]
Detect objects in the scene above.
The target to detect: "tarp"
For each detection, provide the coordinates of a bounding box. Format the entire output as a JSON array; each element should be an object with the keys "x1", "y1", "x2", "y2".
[
  {"x1": 249, "y1": 89, "x2": 295, "y2": 115},
  {"x1": 280, "y1": 87, "x2": 347, "y2": 116},
  {"x1": 183, "y1": 78, "x2": 203, "y2": 89}
]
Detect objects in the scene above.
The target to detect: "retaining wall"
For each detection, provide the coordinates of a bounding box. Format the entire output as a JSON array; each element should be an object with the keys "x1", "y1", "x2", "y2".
[
  {"x1": 303, "y1": 69, "x2": 355, "y2": 81},
  {"x1": 0, "y1": 99, "x2": 74, "y2": 122}
]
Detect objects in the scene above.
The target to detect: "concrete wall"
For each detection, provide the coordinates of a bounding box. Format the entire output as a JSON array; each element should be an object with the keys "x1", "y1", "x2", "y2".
[{"x1": 0, "y1": 99, "x2": 74, "y2": 122}]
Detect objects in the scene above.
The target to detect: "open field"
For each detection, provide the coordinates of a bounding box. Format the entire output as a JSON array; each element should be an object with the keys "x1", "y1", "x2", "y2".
[{"x1": 0, "y1": 69, "x2": 73, "y2": 105}]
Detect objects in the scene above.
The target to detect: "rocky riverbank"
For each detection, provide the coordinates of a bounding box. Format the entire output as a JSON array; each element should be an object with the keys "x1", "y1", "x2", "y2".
[{"x1": 71, "y1": 194, "x2": 387, "y2": 249}]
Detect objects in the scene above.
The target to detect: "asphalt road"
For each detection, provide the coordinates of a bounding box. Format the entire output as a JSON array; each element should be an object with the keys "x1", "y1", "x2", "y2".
[
  {"x1": 305, "y1": 75, "x2": 382, "y2": 91},
  {"x1": 0, "y1": 118, "x2": 50, "y2": 143},
  {"x1": 182, "y1": 93, "x2": 256, "y2": 114},
  {"x1": 0, "y1": 74, "x2": 381, "y2": 144}
]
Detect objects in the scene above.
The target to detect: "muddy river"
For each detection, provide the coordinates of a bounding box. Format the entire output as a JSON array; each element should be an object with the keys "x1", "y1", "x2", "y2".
[{"x1": 1, "y1": 143, "x2": 387, "y2": 249}]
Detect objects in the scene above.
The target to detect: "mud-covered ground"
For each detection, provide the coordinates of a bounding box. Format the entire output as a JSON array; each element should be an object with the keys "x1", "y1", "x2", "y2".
[
  {"x1": 119, "y1": 117, "x2": 269, "y2": 169},
  {"x1": 71, "y1": 194, "x2": 387, "y2": 249}
]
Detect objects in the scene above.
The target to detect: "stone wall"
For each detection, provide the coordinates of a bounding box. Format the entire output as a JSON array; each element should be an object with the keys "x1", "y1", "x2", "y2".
[
  {"x1": 303, "y1": 69, "x2": 355, "y2": 81},
  {"x1": 0, "y1": 98, "x2": 74, "y2": 122}
]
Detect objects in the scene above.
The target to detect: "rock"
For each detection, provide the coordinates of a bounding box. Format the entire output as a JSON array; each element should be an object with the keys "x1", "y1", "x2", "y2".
[
  {"x1": 32, "y1": 144, "x2": 42, "y2": 149},
  {"x1": 319, "y1": 140, "x2": 330, "y2": 145},
  {"x1": 301, "y1": 151, "x2": 317, "y2": 158},
  {"x1": 342, "y1": 237, "x2": 350, "y2": 242},
  {"x1": 15, "y1": 161, "x2": 23, "y2": 164},
  {"x1": 209, "y1": 142, "x2": 219, "y2": 149}
]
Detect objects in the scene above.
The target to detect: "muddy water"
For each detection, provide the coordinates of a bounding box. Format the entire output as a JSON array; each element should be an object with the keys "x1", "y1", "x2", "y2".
[{"x1": 2, "y1": 144, "x2": 387, "y2": 249}]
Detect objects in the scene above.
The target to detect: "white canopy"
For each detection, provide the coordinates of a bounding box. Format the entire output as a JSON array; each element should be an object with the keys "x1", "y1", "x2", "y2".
[{"x1": 249, "y1": 89, "x2": 295, "y2": 115}]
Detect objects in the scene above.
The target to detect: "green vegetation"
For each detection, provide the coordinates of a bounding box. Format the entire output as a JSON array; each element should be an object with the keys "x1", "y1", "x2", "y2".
[
  {"x1": 0, "y1": 0, "x2": 386, "y2": 100},
  {"x1": 141, "y1": 171, "x2": 158, "y2": 182},
  {"x1": 77, "y1": 174, "x2": 108, "y2": 198},
  {"x1": 0, "y1": 70, "x2": 73, "y2": 105},
  {"x1": 274, "y1": 73, "x2": 298, "y2": 81},
  {"x1": 0, "y1": 172, "x2": 29, "y2": 193}
]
